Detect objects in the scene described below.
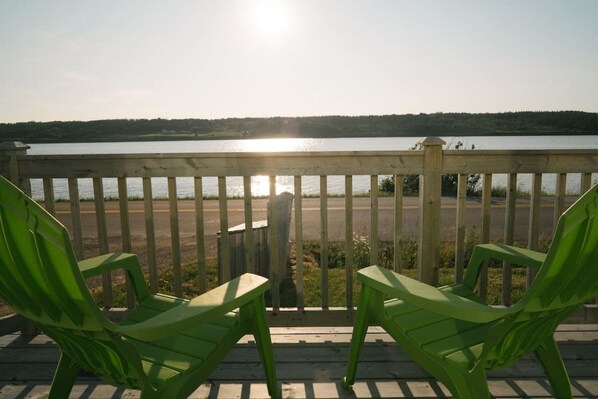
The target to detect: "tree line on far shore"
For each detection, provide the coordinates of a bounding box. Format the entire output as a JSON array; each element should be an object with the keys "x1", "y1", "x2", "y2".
[{"x1": 1, "y1": 111, "x2": 597, "y2": 143}]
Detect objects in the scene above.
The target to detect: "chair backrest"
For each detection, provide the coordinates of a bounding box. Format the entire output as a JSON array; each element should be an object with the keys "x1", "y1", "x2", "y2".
[
  {"x1": 0, "y1": 177, "x2": 104, "y2": 330},
  {"x1": 523, "y1": 184, "x2": 598, "y2": 312},
  {"x1": 484, "y1": 184, "x2": 598, "y2": 368},
  {"x1": 0, "y1": 176, "x2": 146, "y2": 387}
]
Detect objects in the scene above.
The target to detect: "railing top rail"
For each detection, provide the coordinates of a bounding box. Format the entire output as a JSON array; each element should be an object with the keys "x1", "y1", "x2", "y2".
[
  {"x1": 17, "y1": 147, "x2": 598, "y2": 160},
  {"x1": 16, "y1": 151, "x2": 426, "y2": 179},
  {"x1": 443, "y1": 151, "x2": 598, "y2": 174},
  {"x1": 443, "y1": 148, "x2": 598, "y2": 155},
  {"x1": 14, "y1": 147, "x2": 598, "y2": 179},
  {"x1": 17, "y1": 150, "x2": 423, "y2": 159}
]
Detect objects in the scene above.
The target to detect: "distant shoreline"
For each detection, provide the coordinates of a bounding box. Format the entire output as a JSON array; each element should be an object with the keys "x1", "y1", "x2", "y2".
[
  {"x1": 13, "y1": 131, "x2": 598, "y2": 145},
  {"x1": 2, "y1": 111, "x2": 598, "y2": 144}
]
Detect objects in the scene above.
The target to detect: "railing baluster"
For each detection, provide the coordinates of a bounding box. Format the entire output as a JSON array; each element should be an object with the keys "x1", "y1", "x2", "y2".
[
  {"x1": 502, "y1": 173, "x2": 517, "y2": 306},
  {"x1": 554, "y1": 173, "x2": 567, "y2": 230},
  {"x1": 455, "y1": 173, "x2": 467, "y2": 283},
  {"x1": 393, "y1": 175, "x2": 403, "y2": 273},
  {"x1": 581, "y1": 173, "x2": 592, "y2": 193},
  {"x1": 194, "y1": 177, "x2": 206, "y2": 294},
  {"x1": 320, "y1": 176, "x2": 329, "y2": 309},
  {"x1": 117, "y1": 177, "x2": 134, "y2": 307},
  {"x1": 143, "y1": 177, "x2": 158, "y2": 293},
  {"x1": 581, "y1": 173, "x2": 596, "y2": 305},
  {"x1": 42, "y1": 178, "x2": 56, "y2": 216},
  {"x1": 93, "y1": 178, "x2": 112, "y2": 308},
  {"x1": 295, "y1": 176, "x2": 304, "y2": 310},
  {"x1": 68, "y1": 178, "x2": 84, "y2": 260},
  {"x1": 370, "y1": 175, "x2": 379, "y2": 266},
  {"x1": 479, "y1": 173, "x2": 492, "y2": 300},
  {"x1": 218, "y1": 177, "x2": 231, "y2": 283},
  {"x1": 243, "y1": 176, "x2": 254, "y2": 274},
  {"x1": 168, "y1": 177, "x2": 182, "y2": 297},
  {"x1": 118, "y1": 178, "x2": 132, "y2": 252},
  {"x1": 269, "y1": 176, "x2": 280, "y2": 310},
  {"x1": 345, "y1": 175, "x2": 353, "y2": 309},
  {"x1": 527, "y1": 173, "x2": 542, "y2": 287}
]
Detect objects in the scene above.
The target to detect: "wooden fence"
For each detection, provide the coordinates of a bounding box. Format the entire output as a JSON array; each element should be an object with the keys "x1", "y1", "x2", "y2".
[{"x1": 0, "y1": 138, "x2": 597, "y2": 331}]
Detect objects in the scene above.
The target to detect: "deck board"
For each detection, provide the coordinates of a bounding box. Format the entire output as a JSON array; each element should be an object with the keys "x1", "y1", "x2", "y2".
[{"x1": 1, "y1": 325, "x2": 597, "y2": 398}]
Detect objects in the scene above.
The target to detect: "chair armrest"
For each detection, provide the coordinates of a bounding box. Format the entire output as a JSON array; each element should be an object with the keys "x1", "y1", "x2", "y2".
[
  {"x1": 463, "y1": 244, "x2": 546, "y2": 290},
  {"x1": 78, "y1": 253, "x2": 150, "y2": 302},
  {"x1": 358, "y1": 266, "x2": 513, "y2": 323},
  {"x1": 115, "y1": 273, "x2": 270, "y2": 341}
]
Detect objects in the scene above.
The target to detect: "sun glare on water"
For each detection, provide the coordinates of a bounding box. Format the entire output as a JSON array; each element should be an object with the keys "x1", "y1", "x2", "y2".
[{"x1": 239, "y1": 138, "x2": 304, "y2": 152}]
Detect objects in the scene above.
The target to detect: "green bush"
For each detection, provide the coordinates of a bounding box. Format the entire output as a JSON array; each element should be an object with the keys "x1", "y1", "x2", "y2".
[{"x1": 379, "y1": 174, "x2": 481, "y2": 197}]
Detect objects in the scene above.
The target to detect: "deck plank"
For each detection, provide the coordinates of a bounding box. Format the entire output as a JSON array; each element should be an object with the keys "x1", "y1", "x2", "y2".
[{"x1": 1, "y1": 326, "x2": 597, "y2": 398}]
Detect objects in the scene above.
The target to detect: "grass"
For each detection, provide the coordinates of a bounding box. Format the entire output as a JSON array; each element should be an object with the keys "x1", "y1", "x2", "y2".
[{"x1": 88, "y1": 235, "x2": 538, "y2": 309}]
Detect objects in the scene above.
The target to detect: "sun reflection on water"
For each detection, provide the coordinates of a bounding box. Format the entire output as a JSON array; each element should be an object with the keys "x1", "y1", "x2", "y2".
[
  {"x1": 250, "y1": 175, "x2": 296, "y2": 197},
  {"x1": 234, "y1": 139, "x2": 315, "y2": 197},
  {"x1": 236, "y1": 138, "x2": 314, "y2": 152}
]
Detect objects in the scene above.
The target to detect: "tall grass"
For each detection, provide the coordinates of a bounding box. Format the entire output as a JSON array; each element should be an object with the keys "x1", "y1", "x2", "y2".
[{"x1": 89, "y1": 230, "x2": 546, "y2": 309}]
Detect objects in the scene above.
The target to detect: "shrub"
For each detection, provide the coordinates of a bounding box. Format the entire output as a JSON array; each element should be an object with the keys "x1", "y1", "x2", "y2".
[{"x1": 378, "y1": 174, "x2": 481, "y2": 197}]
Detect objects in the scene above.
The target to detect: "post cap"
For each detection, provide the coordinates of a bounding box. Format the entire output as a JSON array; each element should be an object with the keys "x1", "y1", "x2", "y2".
[{"x1": 420, "y1": 137, "x2": 446, "y2": 146}]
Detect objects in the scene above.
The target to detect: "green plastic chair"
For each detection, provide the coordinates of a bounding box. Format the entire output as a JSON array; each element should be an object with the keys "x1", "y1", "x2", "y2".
[
  {"x1": 0, "y1": 176, "x2": 280, "y2": 399},
  {"x1": 343, "y1": 184, "x2": 598, "y2": 398}
]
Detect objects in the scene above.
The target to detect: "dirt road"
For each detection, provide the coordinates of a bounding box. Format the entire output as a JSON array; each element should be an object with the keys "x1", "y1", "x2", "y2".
[{"x1": 54, "y1": 196, "x2": 566, "y2": 244}]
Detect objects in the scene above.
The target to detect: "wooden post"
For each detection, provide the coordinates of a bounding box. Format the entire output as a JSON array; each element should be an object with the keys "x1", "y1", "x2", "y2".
[
  {"x1": 0, "y1": 141, "x2": 31, "y2": 194},
  {"x1": 417, "y1": 137, "x2": 445, "y2": 286}
]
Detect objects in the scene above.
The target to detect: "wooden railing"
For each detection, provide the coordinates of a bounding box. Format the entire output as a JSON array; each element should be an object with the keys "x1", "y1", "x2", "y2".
[{"x1": 0, "y1": 138, "x2": 597, "y2": 331}]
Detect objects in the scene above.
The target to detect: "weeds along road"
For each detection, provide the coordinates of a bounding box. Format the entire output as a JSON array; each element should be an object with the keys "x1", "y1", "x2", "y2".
[{"x1": 52, "y1": 196, "x2": 569, "y2": 244}]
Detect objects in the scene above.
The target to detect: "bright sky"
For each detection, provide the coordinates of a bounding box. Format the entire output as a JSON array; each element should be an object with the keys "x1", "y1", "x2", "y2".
[{"x1": 1, "y1": 0, "x2": 597, "y2": 123}]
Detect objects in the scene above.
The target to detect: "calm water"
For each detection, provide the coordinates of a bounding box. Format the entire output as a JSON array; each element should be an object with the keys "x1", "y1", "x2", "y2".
[{"x1": 28, "y1": 136, "x2": 598, "y2": 200}]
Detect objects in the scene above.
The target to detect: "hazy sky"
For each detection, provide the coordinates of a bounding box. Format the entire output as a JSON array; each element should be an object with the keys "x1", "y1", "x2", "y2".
[{"x1": 1, "y1": 0, "x2": 597, "y2": 123}]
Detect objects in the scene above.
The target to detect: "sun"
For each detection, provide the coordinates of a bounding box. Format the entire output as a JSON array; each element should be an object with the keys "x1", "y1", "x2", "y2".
[{"x1": 251, "y1": 0, "x2": 290, "y2": 37}]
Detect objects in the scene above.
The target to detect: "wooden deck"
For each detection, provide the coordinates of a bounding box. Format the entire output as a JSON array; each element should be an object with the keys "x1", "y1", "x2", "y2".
[{"x1": 1, "y1": 325, "x2": 597, "y2": 398}]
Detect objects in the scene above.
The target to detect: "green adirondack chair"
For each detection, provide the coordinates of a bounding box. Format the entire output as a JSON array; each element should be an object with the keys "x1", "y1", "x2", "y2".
[
  {"x1": 0, "y1": 176, "x2": 280, "y2": 399},
  {"x1": 343, "y1": 184, "x2": 598, "y2": 398}
]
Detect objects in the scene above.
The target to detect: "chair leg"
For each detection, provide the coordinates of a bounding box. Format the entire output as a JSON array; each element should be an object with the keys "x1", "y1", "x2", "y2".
[
  {"x1": 536, "y1": 336, "x2": 573, "y2": 399},
  {"x1": 251, "y1": 296, "x2": 281, "y2": 399},
  {"x1": 48, "y1": 353, "x2": 80, "y2": 399},
  {"x1": 342, "y1": 286, "x2": 373, "y2": 388},
  {"x1": 445, "y1": 366, "x2": 491, "y2": 399}
]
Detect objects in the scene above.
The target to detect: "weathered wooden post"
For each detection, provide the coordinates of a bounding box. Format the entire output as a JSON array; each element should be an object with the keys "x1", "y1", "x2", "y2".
[
  {"x1": 418, "y1": 137, "x2": 445, "y2": 285},
  {"x1": 0, "y1": 141, "x2": 30, "y2": 194}
]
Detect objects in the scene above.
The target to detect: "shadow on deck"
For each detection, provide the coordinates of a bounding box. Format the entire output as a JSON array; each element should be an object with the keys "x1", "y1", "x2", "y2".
[{"x1": 1, "y1": 326, "x2": 597, "y2": 398}]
